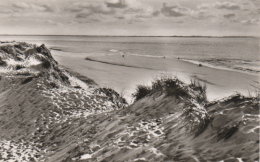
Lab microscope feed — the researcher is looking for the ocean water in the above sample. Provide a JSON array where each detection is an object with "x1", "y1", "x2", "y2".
[{"x1": 1, "y1": 35, "x2": 259, "y2": 72}]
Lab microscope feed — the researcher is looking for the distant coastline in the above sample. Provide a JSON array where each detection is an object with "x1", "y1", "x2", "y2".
[{"x1": 0, "y1": 34, "x2": 258, "y2": 38}]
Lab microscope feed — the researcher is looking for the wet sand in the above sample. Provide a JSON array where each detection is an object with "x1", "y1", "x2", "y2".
[{"x1": 51, "y1": 50, "x2": 259, "y2": 102}]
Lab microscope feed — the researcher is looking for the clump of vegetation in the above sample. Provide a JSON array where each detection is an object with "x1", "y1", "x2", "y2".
[
  {"x1": 189, "y1": 77, "x2": 207, "y2": 104},
  {"x1": 21, "y1": 77, "x2": 34, "y2": 84},
  {"x1": 14, "y1": 44, "x2": 24, "y2": 50},
  {"x1": 16, "y1": 64, "x2": 25, "y2": 70},
  {"x1": 41, "y1": 58, "x2": 51, "y2": 69},
  {"x1": 49, "y1": 82, "x2": 59, "y2": 88},
  {"x1": 0, "y1": 57, "x2": 7, "y2": 66},
  {"x1": 157, "y1": 77, "x2": 190, "y2": 98},
  {"x1": 52, "y1": 66, "x2": 70, "y2": 85},
  {"x1": 194, "y1": 117, "x2": 211, "y2": 137},
  {"x1": 0, "y1": 45, "x2": 16, "y2": 55},
  {"x1": 216, "y1": 123, "x2": 240, "y2": 141},
  {"x1": 181, "y1": 102, "x2": 211, "y2": 137},
  {"x1": 133, "y1": 76, "x2": 208, "y2": 104},
  {"x1": 33, "y1": 54, "x2": 52, "y2": 69},
  {"x1": 133, "y1": 76, "x2": 196, "y2": 101},
  {"x1": 132, "y1": 85, "x2": 152, "y2": 101},
  {"x1": 189, "y1": 77, "x2": 206, "y2": 94},
  {"x1": 221, "y1": 93, "x2": 259, "y2": 106}
]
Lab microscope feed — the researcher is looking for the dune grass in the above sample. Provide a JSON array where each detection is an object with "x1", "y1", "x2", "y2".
[
  {"x1": 21, "y1": 77, "x2": 34, "y2": 84},
  {"x1": 132, "y1": 76, "x2": 207, "y2": 103},
  {"x1": 133, "y1": 85, "x2": 152, "y2": 101},
  {"x1": 216, "y1": 123, "x2": 240, "y2": 141},
  {"x1": 0, "y1": 57, "x2": 7, "y2": 66}
]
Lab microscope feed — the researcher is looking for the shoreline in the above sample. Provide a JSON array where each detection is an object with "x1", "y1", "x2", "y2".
[
  {"x1": 51, "y1": 50, "x2": 259, "y2": 102},
  {"x1": 50, "y1": 47, "x2": 260, "y2": 76},
  {"x1": 180, "y1": 58, "x2": 260, "y2": 76}
]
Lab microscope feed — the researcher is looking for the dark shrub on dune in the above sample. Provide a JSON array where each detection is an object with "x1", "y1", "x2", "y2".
[
  {"x1": 50, "y1": 82, "x2": 59, "y2": 88},
  {"x1": 0, "y1": 57, "x2": 7, "y2": 66},
  {"x1": 216, "y1": 123, "x2": 240, "y2": 141},
  {"x1": 21, "y1": 77, "x2": 34, "y2": 84},
  {"x1": 133, "y1": 77, "x2": 195, "y2": 101},
  {"x1": 132, "y1": 85, "x2": 152, "y2": 101},
  {"x1": 0, "y1": 45, "x2": 16, "y2": 55},
  {"x1": 189, "y1": 77, "x2": 207, "y2": 103},
  {"x1": 14, "y1": 44, "x2": 24, "y2": 50},
  {"x1": 16, "y1": 65, "x2": 25, "y2": 70},
  {"x1": 189, "y1": 77, "x2": 206, "y2": 94},
  {"x1": 41, "y1": 58, "x2": 51, "y2": 69},
  {"x1": 158, "y1": 77, "x2": 190, "y2": 98}
]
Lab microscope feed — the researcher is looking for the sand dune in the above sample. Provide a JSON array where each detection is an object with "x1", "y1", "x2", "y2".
[{"x1": 0, "y1": 42, "x2": 259, "y2": 161}]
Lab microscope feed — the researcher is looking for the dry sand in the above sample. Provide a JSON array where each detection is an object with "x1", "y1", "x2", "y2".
[
  {"x1": 51, "y1": 50, "x2": 259, "y2": 102},
  {"x1": 1, "y1": 42, "x2": 259, "y2": 161}
]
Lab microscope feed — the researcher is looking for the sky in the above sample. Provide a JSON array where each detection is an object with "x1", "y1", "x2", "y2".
[{"x1": 0, "y1": 0, "x2": 259, "y2": 36}]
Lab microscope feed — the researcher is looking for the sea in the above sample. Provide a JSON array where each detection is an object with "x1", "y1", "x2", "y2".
[{"x1": 1, "y1": 35, "x2": 259, "y2": 73}]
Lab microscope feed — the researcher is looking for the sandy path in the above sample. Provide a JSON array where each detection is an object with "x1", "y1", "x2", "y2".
[{"x1": 51, "y1": 50, "x2": 259, "y2": 102}]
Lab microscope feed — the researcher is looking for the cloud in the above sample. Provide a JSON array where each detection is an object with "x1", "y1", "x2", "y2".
[
  {"x1": 223, "y1": 13, "x2": 236, "y2": 18},
  {"x1": 257, "y1": 8, "x2": 260, "y2": 14},
  {"x1": 241, "y1": 18, "x2": 259, "y2": 25},
  {"x1": 41, "y1": 4, "x2": 56, "y2": 12},
  {"x1": 190, "y1": 10, "x2": 213, "y2": 19},
  {"x1": 73, "y1": 2, "x2": 115, "y2": 18},
  {"x1": 75, "y1": 11, "x2": 92, "y2": 18},
  {"x1": 197, "y1": 4, "x2": 212, "y2": 10},
  {"x1": 105, "y1": 0, "x2": 127, "y2": 8},
  {"x1": 115, "y1": 15, "x2": 125, "y2": 19},
  {"x1": 152, "y1": 10, "x2": 160, "y2": 16},
  {"x1": 161, "y1": 3, "x2": 188, "y2": 17},
  {"x1": 214, "y1": 2, "x2": 240, "y2": 10},
  {"x1": 0, "y1": 8, "x2": 12, "y2": 14},
  {"x1": 123, "y1": 8, "x2": 143, "y2": 14},
  {"x1": 45, "y1": 20, "x2": 62, "y2": 26},
  {"x1": 11, "y1": 2, "x2": 57, "y2": 13},
  {"x1": 249, "y1": 0, "x2": 260, "y2": 6},
  {"x1": 67, "y1": 7, "x2": 83, "y2": 13},
  {"x1": 12, "y1": 2, "x2": 31, "y2": 9}
]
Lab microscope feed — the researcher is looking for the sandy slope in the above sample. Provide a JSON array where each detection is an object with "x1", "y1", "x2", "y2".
[{"x1": 0, "y1": 42, "x2": 259, "y2": 162}]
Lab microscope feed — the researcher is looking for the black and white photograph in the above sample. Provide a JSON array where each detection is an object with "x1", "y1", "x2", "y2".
[{"x1": 0, "y1": 0, "x2": 259, "y2": 161}]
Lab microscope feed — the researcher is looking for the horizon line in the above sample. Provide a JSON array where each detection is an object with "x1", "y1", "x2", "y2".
[{"x1": 0, "y1": 34, "x2": 258, "y2": 38}]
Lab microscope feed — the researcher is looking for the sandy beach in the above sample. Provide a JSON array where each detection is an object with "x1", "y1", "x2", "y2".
[{"x1": 51, "y1": 50, "x2": 259, "y2": 102}]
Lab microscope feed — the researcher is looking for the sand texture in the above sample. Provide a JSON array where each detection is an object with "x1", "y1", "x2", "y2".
[{"x1": 0, "y1": 42, "x2": 259, "y2": 161}]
